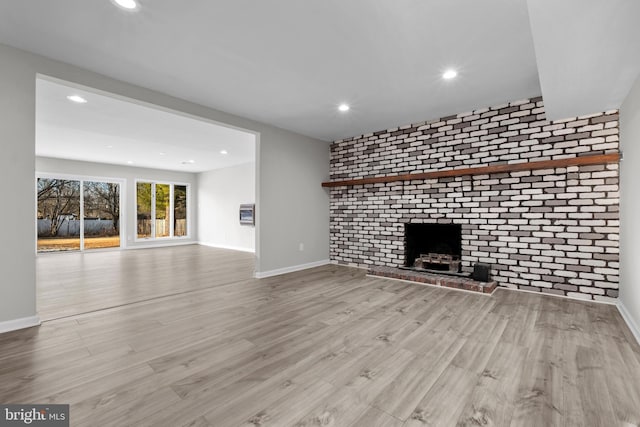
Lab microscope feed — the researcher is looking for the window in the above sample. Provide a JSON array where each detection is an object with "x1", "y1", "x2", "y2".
[
  {"x1": 37, "y1": 178, "x2": 81, "y2": 252},
  {"x1": 174, "y1": 185, "x2": 187, "y2": 237},
  {"x1": 37, "y1": 177, "x2": 121, "y2": 252},
  {"x1": 155, "y1": 184, "x2": 170, "y2": 238},
  {"x1": 136, "y1": 182, "x2": 152, "y2": 238},
  {"x1": 136, "y1": 181, "x2": 189, "y2": 239},
  {"x1": 83, "y1": 181, "x2": 121, "y2": 250}
]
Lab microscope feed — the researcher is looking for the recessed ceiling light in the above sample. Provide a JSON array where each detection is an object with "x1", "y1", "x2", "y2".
[
  {"x1": 442, "y1": 69, "x2": 458, "y2": 80},
  {"x1": 113, "y1": 0, "x2": 138, "y2": 10},
  {"x1": 220, "y1": 150, "x2": 228, "y2": 155},
  {"x1": 126, "y1": 160, "x2": 134, "y2": 164},
  {"x1": 338, "y1": 104, "x2": 350, "y2": 112},
  {"x1": 181, "y1": 160, "x2": 195, "y2": 165},
  {"x1": 159, "y1": 152, "x2": 166, "y2": 156},
  {"x1": 67, "y1": 95, "x2": 87, "y2": 104}
]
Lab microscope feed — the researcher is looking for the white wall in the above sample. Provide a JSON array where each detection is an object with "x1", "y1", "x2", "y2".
[
  {"x1": 198, "y1": 162, "x2": 255, "y2": 252},
  {"x1": 0, "y1": 42, "x2": 329, "y2": 330},
  {"x1": 620, "y1": 73, "x2": 640, "y2": 343},
  {"x1": 0, "y1": 45, "x2": 37, "y2": 330},
  {"x1": 256, "y1": 128, "x2": 330, "y2": 274},
  {"x1": 36, "y1": 156, "x2": 198, "y2": 248}
]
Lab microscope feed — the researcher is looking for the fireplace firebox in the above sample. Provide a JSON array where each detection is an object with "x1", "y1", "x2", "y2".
[{"x1": 404, "y1": 223, "x2": 462, "y2": 272}]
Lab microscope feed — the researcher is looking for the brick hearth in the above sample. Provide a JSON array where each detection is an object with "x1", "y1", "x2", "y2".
[{"x1": 369, "y1": 266, "x2": 497, "y2": 294}]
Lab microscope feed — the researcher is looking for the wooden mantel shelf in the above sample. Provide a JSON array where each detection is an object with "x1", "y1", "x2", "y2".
[{"x1": 321, "y1": 153, "x2": 620, "y2": 188}]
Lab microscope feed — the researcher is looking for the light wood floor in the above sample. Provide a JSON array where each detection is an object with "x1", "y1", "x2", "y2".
[
  {"x1": 36, "y1": 245, "x2": 255, "y2": 320},
  {"x1": 2, "y1": 245, "x2": 638, "y2": 426}
]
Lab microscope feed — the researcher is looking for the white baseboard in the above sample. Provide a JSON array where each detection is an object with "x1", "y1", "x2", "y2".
[
  {"x1": 198, "y1": 242, "x2": 255, "y2": 253},
  {"x1": 497, "y1": 285, "x2": 617, "y2": 305},
  {"x1": 126, "y1": 240, "x2": 196, "y2": 250},
  {"x1": 255, "y1": 259, "x2": 330, "y2": 279},
  {"x1": 617, "y1": 301, "x2": 640, "y2": 346},
  {"x1": 0, "y1": 315, "x2": 41, "y2": 334}
]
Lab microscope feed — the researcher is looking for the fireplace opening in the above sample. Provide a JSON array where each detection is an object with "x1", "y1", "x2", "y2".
[{"x1": 404, "y1": 223, "x2": 462, "y2": 273}]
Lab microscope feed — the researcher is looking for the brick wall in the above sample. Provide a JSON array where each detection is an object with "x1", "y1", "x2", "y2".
[{"x1": 329, "y1": 97, "x2": 620, "y2": 301}]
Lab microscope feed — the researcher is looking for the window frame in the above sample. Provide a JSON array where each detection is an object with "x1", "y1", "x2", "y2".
[
  {"x1": 134, "y1": 179, "x2": 191, "y2": 242},
  {"x1": 35, "y1": 172, "x2": 125, "y2": 253}
]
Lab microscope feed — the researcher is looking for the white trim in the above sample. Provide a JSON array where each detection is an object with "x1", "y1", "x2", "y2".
[
  {"x1": 134, "y1": 179, "x2": 192, "y2": 242},
  {"x1": 37, "y1": 240, "x2": 195, "y2": 254},
  {"x1": 198, "y1": 242, "x2": 255, "y2": 253},
  {"x1": 0, "y1": 315, "x2": 41, "y2": 334},
  {"x1": 255, "y1": 259, "x2": 330, "y2": 279},
  {"x1": 37, "y1": 246, "x2": 123, "y2": 256},
  {"x1": 126, "y1": 240, "x2": 196, "y2": 250},
  {"x1": 37, "y1": 171, "x2": 126, "y2": 185},
  {"x1": 79, "y1": 179, "x2": 85, "y2": 250},
  {"x1": 497, "y1": 285, "x2": 618, "y2": 305},
  {"x1": 253, "y1": 133, "x2": 261, "y2": 273},
  {"x1": 617, "y1": 301, "x2": 640, "y2": 346},
  {"x1": 36, "y1": 172, "x2": 126, "y2": 252}
]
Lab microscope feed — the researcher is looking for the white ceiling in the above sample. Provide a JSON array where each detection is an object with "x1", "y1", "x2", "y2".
[
  {"x1": 527, "y1": 0, "x2": 640, "y2": 121},
  {"x1": 36, "y1": 78, "x2": 256, "y2": 173},
  {"x1": 1, "y1": 1, "x2": 639, "y2": 143}
]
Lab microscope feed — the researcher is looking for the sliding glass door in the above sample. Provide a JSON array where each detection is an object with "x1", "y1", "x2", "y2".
[
  {"x1": 37, "y1": 178, "x2": 81, "y2": 252},
  {"x1": 37, "y1": 177, "x2": 121, "y2": 252},
  {"x1": 83, "y1": 181, "x2": 121, "y2": 250}
]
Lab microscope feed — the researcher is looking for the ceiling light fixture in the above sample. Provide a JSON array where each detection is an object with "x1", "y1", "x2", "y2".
[
  {"x1": 442, "y1": 69, "x2": 458, "y2": 80},
  {"x1": 67, "y1": 95, "x2": 87, "y2": 104},
  {"x1": 126, "y1": 160, "x2": 134, "y2": 164},
  {"x1": 338, "y1": 104, "x2": 350, "y2": 112},
  {"x1": 181, "y1": 160, "x2": 195, "y2": 164},
  {"x1": 113, "y1": 0, "x2": 138, "y2": 10},
  {"x1": 159, "y1": 152, "x2": 166, "y2": 156},
  {"x1": 220, "y1": 150, "x2": 228, "y2": 155}
]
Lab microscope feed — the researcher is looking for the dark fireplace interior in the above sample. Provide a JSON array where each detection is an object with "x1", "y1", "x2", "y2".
[{"x1": 404, "y1": 223, "x2": 462, "y2": 271}]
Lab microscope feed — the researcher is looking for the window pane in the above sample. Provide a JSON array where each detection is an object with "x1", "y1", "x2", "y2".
[
  {"x1": 174, "y1": 185, "x2": 187, "y2": 237},
  {"x1": 137, "y1": 182, "x2": 152, "y2": 238},
  {"x1": 84, "y1": 181, "x2": 120, "y2": 249},
  {"x1": 155, "y1": 184, "x2": 170, "y2": 238},
  {"x1": 37, "y1": 178, "x2": 80, "y2": 252}
]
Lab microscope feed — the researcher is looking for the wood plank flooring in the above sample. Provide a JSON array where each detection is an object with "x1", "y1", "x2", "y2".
[
  {"x1": 36, "y1": 245, "x2": 255, "y2": 320},
  {"x1": 2, "y1": 245, "x2": 638, "y2": 426}
]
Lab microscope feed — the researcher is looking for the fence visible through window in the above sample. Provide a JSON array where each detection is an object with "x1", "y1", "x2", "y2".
[
  {"x1": 136, "y1": 181, "x2": 189, "y2": 240},
  {"x1": 37, "y1": 177, "x2": 121, "y2": 252}
]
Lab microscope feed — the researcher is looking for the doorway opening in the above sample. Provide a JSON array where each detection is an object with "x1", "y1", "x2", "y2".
[{"x1": 35, "y1": 75, "x2": 258, "y2": 320}]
